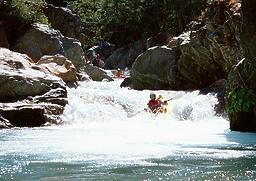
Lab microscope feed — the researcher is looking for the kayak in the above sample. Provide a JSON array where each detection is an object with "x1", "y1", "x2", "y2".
[{"x1": 144, "y1": 104, "x2": 169, "y2": 115}]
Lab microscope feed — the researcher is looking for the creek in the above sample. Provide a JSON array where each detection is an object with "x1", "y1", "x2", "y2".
[{"x1": 0, "y1": 80, "x2": 256, "y2": 180}]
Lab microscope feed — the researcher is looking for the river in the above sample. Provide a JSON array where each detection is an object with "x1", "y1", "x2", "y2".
[{"x1": 0, "y1": 79, "x2": 256, "y2": 180}]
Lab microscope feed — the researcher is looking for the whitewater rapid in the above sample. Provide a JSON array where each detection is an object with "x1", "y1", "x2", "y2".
[{"x1": 0, "y1": 79, "x2": 255, "y2": 180}]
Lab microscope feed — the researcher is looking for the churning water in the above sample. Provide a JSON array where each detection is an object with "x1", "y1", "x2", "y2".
[{"x1": 0, "y1": 80, "x2": 256, "y2": 180}]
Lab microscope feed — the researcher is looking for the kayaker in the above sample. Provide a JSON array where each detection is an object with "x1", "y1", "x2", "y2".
[
  {"x1": 116, "y1": 68, "x2": 122, "y2": 78},
  {"x1": 147, "y1": 93, "x2": 167, "y2": 113}
]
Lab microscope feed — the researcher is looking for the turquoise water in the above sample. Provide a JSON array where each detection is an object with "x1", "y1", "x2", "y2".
[{"x1": 0, "y1": 80, "x2": 256, "y2": 180}]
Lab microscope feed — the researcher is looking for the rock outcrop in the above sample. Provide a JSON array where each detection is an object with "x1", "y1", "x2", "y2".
[
  {"x1": 129, "y1": 0, "x2": 241, "y2": 91},
  {"x1": 43, "y1": 4, "x2": 85, "y2": 44},
  {"x1": 105, "y1": 39, "x2": 147, "y2": 69},
  {"x1": 226, "y1": 0, "x2": 256, "y2": 133},
  {"x1": 0, "y1": 48, "x2": 67, "y2": 127},
  {"x1": 0, "y1": 21, "x2": 9, "y2": 48},
  {"x1": 12, "y1": 23, "x2": 85, "y2": 69}
]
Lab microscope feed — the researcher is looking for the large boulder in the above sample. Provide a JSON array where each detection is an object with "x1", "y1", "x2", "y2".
[
  {"x1": 0, "y1": 48, "x2": 66, "y2": 101},
  {"x1": 43, "y1": 4, "x2": 85, "y2": 44},
  {"x1": 131, "y1": 46, "x2": 178, "y2": 90},
  {"x1": 37, "y1": 54, "x2": 77, "y2": 83},
  {"x1": 12, "y1": 23, "x2": 85, "y2": 69},
  {"x1": 0, "y1": 48, "x2": 67, "y2": 127}
]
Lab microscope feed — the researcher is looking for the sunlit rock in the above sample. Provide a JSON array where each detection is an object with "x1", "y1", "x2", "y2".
[
  {"x1": 12, "y1": 23, "x2": 85, "y2": 69},
  {"x1": 84, "y1": 64, "x2": 113, "y2": 82},
  {"x1": 37, "y1": 54, "x2": 77, "y2": 83},
  {"x1": 0, "y1": 48, "x2": 67, "y2": 127}
]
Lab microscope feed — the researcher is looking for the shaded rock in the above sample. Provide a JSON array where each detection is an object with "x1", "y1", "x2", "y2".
[
  {"x1": 105, "y1": 39, "x2": 147, "y2": 69},
  {"x1": 131, "y1": 46, "x2": 178, "y2": 90},
  {"x1": 120, "y1": 77, "x2": 132, "y2": 88},
  {"x1": 0, "y1": 48, "x2": 66, "y2": 101},
  {"x1": 227, "y1": 58, "x2": 256, "y2": 132},
  {"x1": 0, "y1": 21, "x2": 9, "y2": 48},
  {"x1": 43, "y1": 4, "x2": 84, "y2": 43},
  {"x1": 0, "y1": 102, "x2": 65, "y2": 127},
  {"x1": 37, "y1": 54, "x2": 77, "y2": 83},
  {"x1": 33, "y1": 87, "x2": 68, "y2": 106},
  {"x1": 12, "y1": 23, "x2": 85, "y2": 69},
  {"x1": 0, "y1": 105, "x2": 46, "y2": 127},
  {"x1": 0, "y1": 114, "x2": 13, "y2": 128},
  {"x1": 84, "y1": 64, "x2": 114, "y2": 82},
  {"x1": 225, "y1": 0, "x2": 256, "y2": 132},
  {"x1": 130, "y1": 0, "x2": 242, "y2": 91},
  {"x1": 147, "y1": 32, "x2": 169, "y2": 49}
]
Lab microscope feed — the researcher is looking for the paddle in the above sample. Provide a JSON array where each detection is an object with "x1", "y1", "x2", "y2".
[
  {"x1": 164, "y1": 94, "x2": 183, "y2": 102},
  {"x1": 128, "y1": 94, "x2": 183, "y2": 118}
]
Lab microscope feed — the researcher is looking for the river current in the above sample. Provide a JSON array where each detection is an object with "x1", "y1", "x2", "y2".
[{"x1": 0, "y1": 79, "x2": 256, "y2": 180}]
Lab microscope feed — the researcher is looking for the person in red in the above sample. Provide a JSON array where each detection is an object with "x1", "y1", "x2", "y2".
[
  {"x1": 147, "y1": 93, "x2": 167, "y2": 113},
  {"x1": 116, "y1": 68, "x2": 122, "y2": 78}
]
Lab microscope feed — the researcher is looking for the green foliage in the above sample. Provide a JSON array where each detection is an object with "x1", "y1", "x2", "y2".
[
  {"x1": 68, "y1": 0, "x2": 102, "y2": 49},
  {"x1": 227, "y1": 88, "x2": 256, "y2": 114},
  {"x1": 5, "y1": 0, "x2": 49, "y2": 24},
  {"x1": 68, "y1": 0, "x2": 210, "y2": 48}
]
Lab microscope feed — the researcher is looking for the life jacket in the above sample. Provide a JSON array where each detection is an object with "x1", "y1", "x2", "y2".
[{"x1": 147, "y1": 99, "x2": 160, "y2": 112}]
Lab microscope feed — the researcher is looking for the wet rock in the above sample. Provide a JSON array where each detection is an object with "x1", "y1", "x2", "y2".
[
  {"x1": 84, "y1": 64, "x2": 114, "y2": 82},
  {"x1": 120, "y1": 77, "x2": 132, "y2": 88},
  {"x1": 12, "y1": 23, "x2": 85, "y2": 69},
  {"x1": 0, "y1": 114, "x2": 13, "y2": 128},
  {"x1": 0, "y1": 105, "x2": 46, "y2": 127}
]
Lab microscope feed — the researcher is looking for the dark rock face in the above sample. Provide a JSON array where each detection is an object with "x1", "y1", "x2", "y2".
[
  {"x1": 105, "y1": 39, "x2": 147, "y2": 69},
  {"x1": 0, "y1": 22, "x2": 9, "y2": 48},
  {"x1": 43, "y1": 4, "x2": 84, "y2": 44},
  {"x1": 226, "y1": 0, "x2": 256, "y2": 132},
  {"x1": 0, "y1": 106, "x2": 46, "y2": 127},
  {"x1": 12, "y1": 23, "x2": 85, "y2": 69},
  {"x1": 227, "y1": 58, "x2": 256, "y2": 132}
]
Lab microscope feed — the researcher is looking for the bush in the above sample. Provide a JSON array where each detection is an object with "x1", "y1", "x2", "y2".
[{"x1": 3, "y1": 0, "x2": 49, "y2": 24}]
